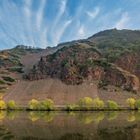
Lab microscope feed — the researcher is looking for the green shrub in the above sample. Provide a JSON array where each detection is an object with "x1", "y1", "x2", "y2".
[
  {"x1": 0, "y1": 80, "x2": 5, "y2": 85},
  {"x1": 93, "y1": 98, "x2": 104, "y2": 109},
  {"x1": 8, "y1": 67, "x2": 24, "y2": 73},
  {"x1": 126, "y1": 98, "x2": 136, "y2": 109},
  {"x1": 136, "y1": 100, "x2": 140, "y2": 110},
  {"x1": 65, "y1": 104, "x2": 76, "y2": 111},
  {"x1": 0, "y1": 100, "x2": 6, "y2": 109},
  {"x1": 107, "y1": 100, "x2": 118, "y2": 109},
  {"x1": 78, "y1": 97, "x2": 93, "y2": 109},
  {"x1": 7, "y1": 100, "x2": 17, "y2": 110},
  {"x1": 2, "y1": 76, "x2": 15, "y2": 82},
  {"x1": 28, "y1": 99, "x2": 39, "y2": 110},
  {"x1": 39, "y1": 99, "x2": 54, "y2": 110},
  {"x1": 98, "y1": 80, "x2": 109, "y2": 88}
]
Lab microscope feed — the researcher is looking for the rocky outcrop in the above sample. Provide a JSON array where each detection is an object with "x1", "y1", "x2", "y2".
[
  {"x1": 26, "y1": 45, "x2": 140, "y2": 93},
  {"x1": 115, "y1": 52, "x2": 140, "y2": 80},
  {"x1": 102, "y1": 65, "x2": 140, "y2": 93},
  {"x1": 26, "y1": 44, "x2": 102, "y2": 84},
  {"x1": 26, "y1": 29, "x2": 140, "y2": 93}
]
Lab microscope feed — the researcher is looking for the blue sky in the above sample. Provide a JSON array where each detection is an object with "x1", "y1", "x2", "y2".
[{"x1": 0, "y1": 0, "x2": 140, "y2": 49}]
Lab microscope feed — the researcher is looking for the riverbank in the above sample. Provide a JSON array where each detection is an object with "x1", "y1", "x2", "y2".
[
  {"x1": 0, "y1": 97, "x2": 140, "y2": 111},
  {"x1": 0, "y1": 106, "x2": 140, "y2": 111}
]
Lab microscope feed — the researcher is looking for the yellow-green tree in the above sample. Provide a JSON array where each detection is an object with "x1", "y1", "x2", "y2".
[
  {"x1": 136, "y1": 99, "x2": 140, "y2": 110},
  {"x1": 93, "y1": 98, "x2": 104, "y2": 109},
  {"x1": 28, "y1": 99, "x2": 39, "y2": 110},
  {"x1": 65, "y1": 104, "x2": 77, "y2": 111},
  {"x1": 126, "y1": 98, "x2": 136, "y2": 109},
  {"x1": 78, "y1": 97, "x2": 93, "y2": 109},
  {"x1": 0, "y1": 100, "x2": 6, "y2": 109},
  {"x1": 107, "y1": 100, "x2": 118, "y2": 110},
  {"x1": 7, "y1": 100, "x2": 17, "y2": 110},
  {"x1": 39, "y1": 99, "x2": 54, "y2": 110}
]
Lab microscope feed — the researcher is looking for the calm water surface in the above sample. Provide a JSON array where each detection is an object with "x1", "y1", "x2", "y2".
[{"x1": 0, "y1": 111, "x2": 140, "y2": 140}]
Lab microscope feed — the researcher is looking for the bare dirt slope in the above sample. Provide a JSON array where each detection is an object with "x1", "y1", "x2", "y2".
[
  {"x1": 21, "y1": 48, "x2": 56, "y2": 73},
  {"x1": 3, "y1": 79, "x2": 99, "y2": 106},
  {"x1": 4, "y1": 78, "x2": 140, "y2": 106}
]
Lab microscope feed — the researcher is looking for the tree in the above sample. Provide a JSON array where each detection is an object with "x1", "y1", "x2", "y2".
[
  {"x1": 39, "y1": 99, "x2": 54, "y2": 110},
  {"x1": 93, "y1": 98, "x2": 104, "y2": 109},
  {"x1": 136, "y1": 99, "x2": 140, "y2": 110},
  {"x1": 126, "y1": 98, "x2": 136, "y2": 109},
  {"x1": 78, "y1": 97, "x2": 93, "y2": 109},
  {"x1": 28, "y1": 99, "x2": 39, "y2": 110},
  {"x1": 0, "y1": 100, "x2": 6, "y2": 109},
  {"x1": 107, "y1": 100, "x2": 118, "y2": 110},
  {"x1": 7, "y1": 100, "x2": 16, "y2": 110}
]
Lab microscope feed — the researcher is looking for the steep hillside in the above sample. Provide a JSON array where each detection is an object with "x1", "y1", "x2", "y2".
[
  {"x1": 0, "y1": 45, "x2": 43, "y2": 94},
  {"x1": 27, "y1": 29, "x2": 140, "y2": 93}
]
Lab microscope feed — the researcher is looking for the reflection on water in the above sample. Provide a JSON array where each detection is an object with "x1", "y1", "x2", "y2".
[
  {"x1": 76, "y1": 112, "x2": 105, "y2": 124},
  {"x1": 0, "y1": 111, "x2": 140, "y2": 139},
  {"x1": 107, "y1": 111, "x2": 118, "y2": 121},
  {"x1": 28, "y1": 111, "x2": 56, "y2": 122}
]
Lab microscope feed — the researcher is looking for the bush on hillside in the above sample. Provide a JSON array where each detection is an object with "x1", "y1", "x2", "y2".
[{"x1": 2, "y1": 76, "x2": 15, "y2": 82}]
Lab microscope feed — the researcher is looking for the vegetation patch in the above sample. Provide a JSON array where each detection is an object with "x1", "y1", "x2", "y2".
[
  {"x1": 78, "y1": 97, "x2": 93, "y2": 110},
  {"x1": 0, "y1": 80, "x2": 6, "y2": 85},
  {"x1": 0, "y1": 100, "x2": 6, "y2": 110},
  {"x1": 126, "y1": 98, "x2": 136, "y2": 109},
  {"x1": 107, "y1": 100, "x2": 118, "y2": 110},
  {"x1": 136, "y1": 100, "x2": 140, "y2": 110},
  {"x1": 93, "y1": 98, "x2": 104, "y2": 109},
  {"x1": 2, "y1": 76, "x2": 15, "y2": 82},
  {"x1": 7, "y1": 100, "x2": 17, "y2": 110},
  {"x1": 28, "y1": 99, "x2": 54, "y2": 111},
  {"x1": 8, "y1": 67, "x2": 24, "y2": 73}
]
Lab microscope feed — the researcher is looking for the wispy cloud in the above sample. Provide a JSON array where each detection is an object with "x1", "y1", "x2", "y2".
[
  {"x1": 86, "y1": 7, "x2": 100, "y2": 19},
  {"x1": 53, "y1": 19, "x2": 72, "y2": 45},
  {"x1": 115, "y1": 12, "x2": 130, "y2": 29},
  {"x1": 50, "y1": 0, "x2": 69, "y2": 45},
  {"x1": 51, "y1": 0, "x2": 67, "y2": 31},
  {"x1": 36, "y1": 0, "x2": 47, "y2": 48},
  {"x1": 36, "y1": 0, "x2": 46, "y2": 30},
  {"x1": 77, "y1": 25, "x2": 85, "y2": 39},
  {"x1": 23, "y1": 0, "x2": 36, "y2": 46},
  {"x1": 0, "y1": 0, "x2": 139, "y2": 49}
]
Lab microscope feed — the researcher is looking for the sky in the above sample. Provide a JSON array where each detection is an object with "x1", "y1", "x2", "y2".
[{"x1": 0, "y1": 0, "x2": 140, "y2": 49}]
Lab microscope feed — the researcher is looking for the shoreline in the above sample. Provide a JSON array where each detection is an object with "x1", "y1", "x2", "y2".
[{"x1": 0, "y1": 106, "x2": 139, "y2": 111}]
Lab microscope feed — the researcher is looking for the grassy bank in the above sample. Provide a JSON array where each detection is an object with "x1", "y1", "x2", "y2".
[{"x1": 1, "y1": 97, "x2": 140, "y2": 111}]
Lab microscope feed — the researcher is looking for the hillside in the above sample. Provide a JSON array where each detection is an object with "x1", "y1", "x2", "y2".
[
  {"x1": 0, "y1": 45, "x2": 44, "y2": 94},
  {"x1": 2, "y1": 29, "x2": 140, "y2": 106},
  {"x1": 27, "y1": 29, "x2": 140, "y2": 93}
]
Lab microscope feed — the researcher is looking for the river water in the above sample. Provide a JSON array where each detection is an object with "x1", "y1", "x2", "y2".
[{"x1": 0, "y1": 111, "x2": 140, "y2": 140}]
